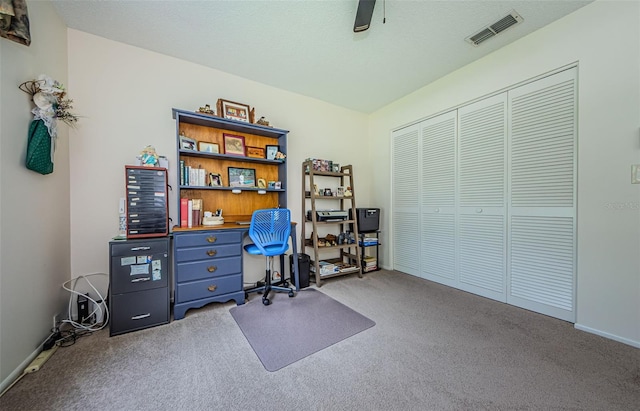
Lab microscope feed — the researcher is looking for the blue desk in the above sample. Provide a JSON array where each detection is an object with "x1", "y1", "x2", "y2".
[{"x1": 172, "y1": 223, "x2": 299, "y2": 320}]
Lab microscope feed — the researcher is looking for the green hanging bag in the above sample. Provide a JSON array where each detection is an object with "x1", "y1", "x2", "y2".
[{"x1": 26, "y1": 119, "x2": 54, "y2": 175}]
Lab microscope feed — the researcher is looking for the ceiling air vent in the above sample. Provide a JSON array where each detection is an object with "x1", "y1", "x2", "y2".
[{"x1": 465, "y1": 10, "x2": 523, "y2": 46}]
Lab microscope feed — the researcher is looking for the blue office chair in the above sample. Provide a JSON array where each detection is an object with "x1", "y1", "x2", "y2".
[{"x1": 244, "y1": 208, "x2": 295, "y2": 305}]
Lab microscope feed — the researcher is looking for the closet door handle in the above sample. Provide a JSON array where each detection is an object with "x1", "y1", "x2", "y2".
[
  {"x1": 206, "y1": 249, "x2": 217, "y2": 257},
  {"x1": 206, "y1": 236, "x2": 217, "y2": 243}
]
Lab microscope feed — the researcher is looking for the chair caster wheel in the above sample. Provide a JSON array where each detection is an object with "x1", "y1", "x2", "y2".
[
  {"x1": 245, "y1": 292, "x2": 249, "y2": 300},
  {"x1": 282, "y1": 281, "x2": 289, "y2": 287},
  {"x1": 288, "y1": 291, "x2": 295, "y2": 297},
  {"x1": 262, "y1": 298, "x2": 270, "y2": 306}
]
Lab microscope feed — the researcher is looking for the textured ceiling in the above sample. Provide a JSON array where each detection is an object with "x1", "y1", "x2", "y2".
[{"x1": 51, "y1": 0, "x2": 593, "y2": 113}]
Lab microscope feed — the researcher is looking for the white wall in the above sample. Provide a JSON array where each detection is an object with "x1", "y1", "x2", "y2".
[
  {"x1": 66, "y1": 30, "x2": 369, "y2": 286},
  {"x1": 0, "y1": 1, "x2": 70, "y2": 387},
  {"x1": 369, "y1": 0, "x2": 640, "y2": 346}
]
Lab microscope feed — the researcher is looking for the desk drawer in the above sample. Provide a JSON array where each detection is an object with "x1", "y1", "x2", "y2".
[
  {"x1": 175, "y1": 243, "x2": 241, "y2": 263},
  {"x1": 110, "y1": 287, "x2": 169, "y2": 336},
  {"x1": 176, "y1": 256, "x2": 242, "y2": 283},
  {"x1": 176, "y1": 274, "x2": 242, "y2": 303},
  {"x1": 174, "y1": 231, "x2": 242, "y2": 248}
]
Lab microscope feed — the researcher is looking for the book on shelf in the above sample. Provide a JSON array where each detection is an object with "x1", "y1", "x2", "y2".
[
  {"x1": 191, "y1": 198, "x2": 202, "y2": 226},
  {"x1": 180, "y1": 198, "x2": 188, "y2": 227},
  {"x1": 187, "y1": 199, "x2": 193, "y2": 228}
]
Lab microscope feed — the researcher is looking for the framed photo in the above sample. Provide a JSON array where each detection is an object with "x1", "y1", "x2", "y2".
[
  {"x1": 275, "y1": 181, "x2": 282, "y2": 189},
  {"x1": 246, "y1": 146, "x2": 265, "y2": 159},
  {"x1": 198, "y1": 142, "x2": 219, "y2": 153},
  {"x1": 217, "y1": 99, "x2": 251, "y2": 123},
  {"x1": 228, "y1": 167, "x2": 256, "y2": 187},
  {"x1": 179, "y1": 135, "x2": 197, "y2": 150},
  {"x1": 208, "y1": 172, "x2": 222, "y2": 187},
  {"x1": 223, "y1": 133, "x2": 246, "y2": 156},
  {"x1": 332, "y1": 163, "x2": 340, "y2": 172},
  {"x1": 268, "y1": 181, "x2": 276, "y2": 189},
  {"x1": 266, "y1": 145, "x2": 279, "y2": 160}
]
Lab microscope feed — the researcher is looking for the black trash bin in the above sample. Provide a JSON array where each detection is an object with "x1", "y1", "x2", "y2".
[{"x1": 290, "y1": 253, "x2": 310, "y2": 289}]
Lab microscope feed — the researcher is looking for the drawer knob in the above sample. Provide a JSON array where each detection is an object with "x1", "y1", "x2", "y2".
[
  {"x1": 206, "y1": 236, "x2": 217, "y2": 243},
  {"x1": 206, "y1": 249, "x2": 218, "y2": 257},
  {"x1": 207, "y1": 266, "x2": 217, "y2": 273},
  {"x1": 207, "y1": 284, "x2": 218, "y2": 292}
]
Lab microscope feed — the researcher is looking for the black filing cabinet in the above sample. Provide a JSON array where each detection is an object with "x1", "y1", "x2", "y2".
[{"x1": 109, "y1": 237, "x2": 170, "y2": 336}]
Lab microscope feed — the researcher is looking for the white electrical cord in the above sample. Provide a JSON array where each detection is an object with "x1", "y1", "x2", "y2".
[{"x1": 61, "y1": 273, "x2": 110, "y2": 332}]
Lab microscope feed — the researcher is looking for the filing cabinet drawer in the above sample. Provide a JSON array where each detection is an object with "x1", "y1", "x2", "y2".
[
  {"x1": 176, "y1": 274, "x2": 242, "y2": 303},
  {"x1": 110, "y1": 255, "x2": 168, "y2": 294},
  {"x1": 174, "y1": 231, "x2": 243, "y2": 248},
  {"x1": 175, "y1": 243, "x2": 241, "y2": 263},
  {"x1": 110, "y1": 287, "x2": 169, "y2": 336},
  {"x1": 175, "y1": 256, "x2": 242, "y2": 283},
  {"x1": 110, "y1": 238, "x2": 168, "y2": 256}
]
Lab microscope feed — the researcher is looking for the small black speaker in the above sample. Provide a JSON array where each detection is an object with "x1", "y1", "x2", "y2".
[{"x1": 354, "y1": 0, "x2": 376, "y2": 32}]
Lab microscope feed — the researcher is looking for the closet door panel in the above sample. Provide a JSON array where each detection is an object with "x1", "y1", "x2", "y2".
[
  {"x1": 420, "y1": 111, "x2": 457, "y2": 284},
  {"x1": 457, "y1": 94, "x2": 507, "y2": 301},
  {"x1": 507, "y1": 68, "x2": 577, "y2": 322},
  {"x1": 392, "y1": 125, "x2": 420, "y2": 275}
]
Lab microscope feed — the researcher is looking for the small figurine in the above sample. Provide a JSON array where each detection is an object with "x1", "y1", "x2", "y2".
[
  {"x1": 139, "y1": 145, "x2": 159, "y2": 166},
  {"x1": 256, "y1": 116, "x2": 270, "y2": 126},
  {"x1": 344, "y1": 186, "x2": 353, "y2": 197},
  {"x1": 197, "y1": 104, "x2": 215, "y2": 115},
  {"x1": 275, "y1": 151, "x2": 287, "y2": 161}
]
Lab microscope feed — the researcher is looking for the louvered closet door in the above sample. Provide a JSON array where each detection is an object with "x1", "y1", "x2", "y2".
[
  {"x1": 420, "y1": 111, "x2": 457, "y2": 285},
  {"x1": 392, "y1": 124, "x2": 420, "y2": 275},
  {"x1": 457, "y1": 94, "x2": 507, "y2": 301},
  {"x1": 507, "y1": 68, "x2": 577, "y2": 322}
]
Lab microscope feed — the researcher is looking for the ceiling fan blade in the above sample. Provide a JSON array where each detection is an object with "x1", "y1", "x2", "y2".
[{"x1": 353, "y1": 0, "x2": 376, "y2": 32}]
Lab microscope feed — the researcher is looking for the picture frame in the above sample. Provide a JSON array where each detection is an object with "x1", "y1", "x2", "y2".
[
  {"x1": 198, "y1": 142, "x2": 219, "y2": 154},
  {"x1": 208, "y1": 172, "x2": 222, "y2": 187},
  {"x1": 275, "y1": 181, "x2": 282, "y2": 189},
  {"x1": 223, "y1": 133, "x2": 246, "y2": 156},
  {"x1": 179, "y1": 135, "x2": 197, "y2": 150},
  {"x1": 217, "y1": 99, "x2": 251, "y2": 123},
  {"x1": 257, "y1": 178, "x2": 266, "y2": 189},
  {"x1": 228, "y1": 167, "x2": 256, "y2": 187},
  {"x1": 246, "y1": 146, "x2": 265, "y2": 159},
  {"x1": 266, "y1": 145, "x2": 279, "y2": 160}
]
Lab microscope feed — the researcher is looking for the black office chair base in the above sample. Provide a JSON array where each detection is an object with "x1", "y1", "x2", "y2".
[{"x1": 245, "y1": 283, "x2": 294, "y2": 305}]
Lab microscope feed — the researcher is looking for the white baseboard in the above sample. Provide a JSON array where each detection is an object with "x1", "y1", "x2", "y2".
[
  {"x1": 0, "y1": 345, "x2": 41, "y2": 396},
  {"x1": 574, "y1": 323, "x2": 640, "y2": 348}
]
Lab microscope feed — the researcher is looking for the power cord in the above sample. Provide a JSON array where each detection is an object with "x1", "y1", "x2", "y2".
[{"x1": 61, "y1": 273, "x2": 110, "y2": 332}]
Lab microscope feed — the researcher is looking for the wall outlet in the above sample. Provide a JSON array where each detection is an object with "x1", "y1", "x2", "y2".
[
  {"x1": 632, "y1": 164, "x2": 640, "y2": 184},
  {"x1": 119, "y1": 197, "x2": 126, "y2": 213}
]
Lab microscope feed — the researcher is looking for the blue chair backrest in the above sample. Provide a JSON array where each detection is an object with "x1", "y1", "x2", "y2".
[{"x1": 248, "y1": 208, "x2": 291, "y2": 256}]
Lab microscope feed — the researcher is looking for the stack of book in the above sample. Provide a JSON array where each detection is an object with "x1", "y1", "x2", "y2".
[
  {"x1": 179, "y1": 160, "x2": 207, "y2": 186},
  {"x1": 363, "y1": 256, "x2": 377, "y2": 272},
  {"x1": 180, "y1": 198, "x2": 202, "y2": 228}
]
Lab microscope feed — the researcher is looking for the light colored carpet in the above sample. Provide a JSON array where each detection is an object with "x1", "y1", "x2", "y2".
[
  {"x1": 230, "y1": 288, "x2": 375, "y2": 371},
  {"x1": 1, "y1": 270, "x2": 638, "y2": 410}
]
